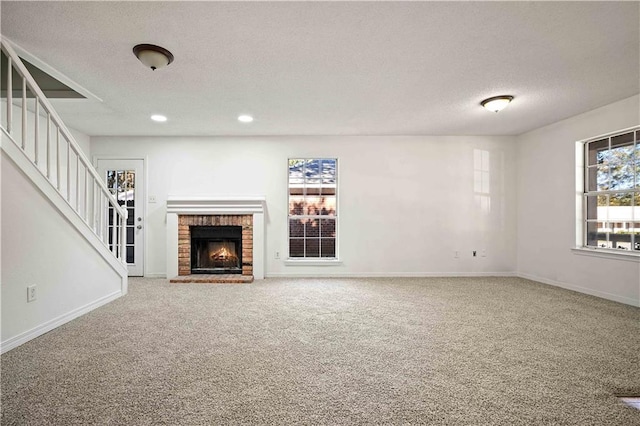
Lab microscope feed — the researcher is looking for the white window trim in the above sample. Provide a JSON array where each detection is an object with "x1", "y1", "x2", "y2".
[
  {"x1": 571, "y1": 247, "x2": 640, "y2": 262},
  {"x1": 576, "y1": 125, "x2": 640, "y2": 258},
  {"x1": 284, "y1": 259, "x2": 343, "y2": 266},
  {"x1": 286, "y1": 158, "x2": 340, "y2": 262}
]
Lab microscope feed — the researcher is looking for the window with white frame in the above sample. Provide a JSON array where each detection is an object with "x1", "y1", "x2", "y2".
[
  {"x1": 582, "y1": 127, "x2": 640, "y2": 252},
  {"x1": 288, "y1": 158, "x2": 337, "y2": 259}
]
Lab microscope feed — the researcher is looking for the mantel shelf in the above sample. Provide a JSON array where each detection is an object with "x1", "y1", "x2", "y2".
[{"x1": 166, "y1": 196, "x2": 266, "y2": 215}]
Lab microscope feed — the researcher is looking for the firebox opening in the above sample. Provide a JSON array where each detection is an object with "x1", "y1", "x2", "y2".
[{"x1": 191, "y1": 226, "x2": 242, "y2": 274}]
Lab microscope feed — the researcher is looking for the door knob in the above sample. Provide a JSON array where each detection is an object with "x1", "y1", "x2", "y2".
[{"x1": 137, "y1": 225, "x2": 142, "y2": 230}]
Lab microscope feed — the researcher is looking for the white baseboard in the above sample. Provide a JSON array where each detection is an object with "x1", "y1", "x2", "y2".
[
  {"x1": 1, "y1": 290, "x2": 123, "y2": 354},
  {"x1": 142, "y1": 273, "x2": 166, "y2": 278},
  {"x1": 517, "y1": 272, "x2": 639, "y2": 307},
  {"x1": 265, "y1": 271, "x2": 517, "y2": 278}
]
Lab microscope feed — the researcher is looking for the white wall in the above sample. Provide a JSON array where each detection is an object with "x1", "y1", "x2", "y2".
[
  {"x1": 69, "y1": 127, "x2": 91, "y2": 158},
  {"x1": 1, "y1": 152, "x2": 125, "y2": 350},
  {"x1": 91, "y1": 135, "x2": 518, "y2": 277},
  {"x1": 516, "y1": 95, "x2": 640, "y2": 306}
]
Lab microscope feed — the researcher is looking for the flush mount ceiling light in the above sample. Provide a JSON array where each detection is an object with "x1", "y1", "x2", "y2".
[
  {"x1": 238, "y1": 115, "x2": 254, "y2": 123},
  {"x1": 150, "y1": 114, "x2": 167, "y2": 122},
  {"x1": 481, "y1": 95, "x2": 514, "y2": 113},
  {"x1": 133, "y1": 44, "x2": 174, "y2": 71}
]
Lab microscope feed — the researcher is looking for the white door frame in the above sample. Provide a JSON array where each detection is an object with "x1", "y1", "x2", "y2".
[{"x1": 94, "y1": 156, "x2": 147, "y2": 277}]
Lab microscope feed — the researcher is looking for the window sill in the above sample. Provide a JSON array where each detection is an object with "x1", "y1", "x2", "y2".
[
  {"x1": 283, "y1": 259, "x2": 342, "y2": 266},
  {"x1": 571, "y1": 247, "x2": 640, "y2": 262}
]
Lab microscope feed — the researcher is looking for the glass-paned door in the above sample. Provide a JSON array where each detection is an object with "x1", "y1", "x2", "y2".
[{"x1": 97, "y1": 159, "x2": 144, "y2": 276}]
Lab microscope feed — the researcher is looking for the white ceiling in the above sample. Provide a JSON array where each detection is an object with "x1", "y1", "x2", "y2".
[{"x1": 1, "y1": 1, "x2": 638, "y2": 137}]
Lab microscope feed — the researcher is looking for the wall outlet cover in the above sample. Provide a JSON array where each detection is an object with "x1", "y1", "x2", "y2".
[{"x1": 27, "y1": 285, "x2": 37, "y2": 302}]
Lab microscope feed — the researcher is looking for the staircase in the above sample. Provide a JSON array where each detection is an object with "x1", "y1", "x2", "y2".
[{"x1": 1, "y1": 39, "x2": 128, "y2": 353}]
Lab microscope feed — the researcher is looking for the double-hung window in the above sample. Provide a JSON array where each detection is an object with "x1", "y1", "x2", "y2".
[
  {"x1": 582, "y1": 127, "x2": 640, "y2": 253},
  {"x1": 288, "y1": 158, "x2": 337, "y2": 259}
]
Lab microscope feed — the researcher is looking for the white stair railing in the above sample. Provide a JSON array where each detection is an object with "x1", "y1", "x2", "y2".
[{"x1": 1, "y1": 40, "x2": 127, "y2": 263}]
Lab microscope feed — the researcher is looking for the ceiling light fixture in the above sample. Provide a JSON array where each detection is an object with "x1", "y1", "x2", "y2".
[
  {"x1": 133, "y1": 44, "x2": 174, "y2": 71},
  {"x1": 481, "y1": 95, "x2": 514, "y2": 113},
  {"x1": 151, "y1": 114, "x2": 167, "y2": 122},
  {"x1": 238, "y1": 115, "x2": 254, "y2": 123}
]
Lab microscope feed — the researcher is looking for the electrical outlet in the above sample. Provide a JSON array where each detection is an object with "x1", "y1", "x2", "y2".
[
  {"x1": 275, "y1": 250, "x2": 280, "y2": 259},
  {"x1": 148, "y1": 195, "x2": 157, "y2": 203},
  {"x1": 27, "y1": 285, "x2": 37, "y2": 302},
  {"x1": 454, "y1": 251, "x2": 459, "y2": 259},
  {"x1": 473, "y1": 251, "x2": 477, "y2": 257},
  {"x1": 481, "y1": 250, "x2": 487, "y2": 257}
]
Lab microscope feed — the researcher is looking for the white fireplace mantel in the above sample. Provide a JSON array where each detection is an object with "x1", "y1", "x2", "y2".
[
  {"x1": 166, "y1": 196, "x2": 266, "y2": 215},
  {"x1": 166, "y1": 196, "x2": 266, "y2": 279}
]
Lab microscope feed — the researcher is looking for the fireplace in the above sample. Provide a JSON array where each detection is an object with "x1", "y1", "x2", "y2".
[
  {"x1": 176, "y1": 214, "x2": 254, "y2": 277},
  {"x1": 166, "y1": 196, "x2": 265, "y2": 280},
  {"x1": 191, "y1": 226, "x2": 242, "y2": 274}
]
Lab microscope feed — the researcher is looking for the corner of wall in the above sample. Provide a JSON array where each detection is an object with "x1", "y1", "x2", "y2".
[{"x1": 514, "y1": 94, "x2": 640, "y2": 306}]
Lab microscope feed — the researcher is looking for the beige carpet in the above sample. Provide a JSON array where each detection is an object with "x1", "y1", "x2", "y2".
[{"x1": 2, "y1": 277, "x2": 639, "y2": 425}]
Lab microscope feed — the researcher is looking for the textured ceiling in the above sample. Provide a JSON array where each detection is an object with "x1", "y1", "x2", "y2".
[{"x1": 1, "y1": 1, "x2": 638, "y2": 137}]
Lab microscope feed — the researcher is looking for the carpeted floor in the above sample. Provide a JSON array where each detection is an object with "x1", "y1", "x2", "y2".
[{"x1": 2, "y1": 277, "x2": 639, "y2": 425}]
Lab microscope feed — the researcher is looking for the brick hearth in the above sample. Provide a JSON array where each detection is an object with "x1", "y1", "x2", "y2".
[
  {"x1": 177, "y1": 214, "x2": 253, "y2": 276},
  {"x1": 170, "y1": 274, "x2": 253, "y2": 284}
]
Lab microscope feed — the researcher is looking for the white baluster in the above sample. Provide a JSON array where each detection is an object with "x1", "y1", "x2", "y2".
[
  {"x1": 56, "y1": 128, "x2": 61, "y2": 191},
  {"x1": 85, "y1": 168, "x2": 90, "y2": 222},
  {"x1": 120, "y1": 213, "x2": 126, "y2": 262},
  {"x1": 67, "y1": 139, "x2": 71, "y2": 201},
  {"x1": 99, "y1": 193, "x2": 104, "y2": 242},
  {"x1": 93, "y1": 180, "x2": 99, "y2": 232},
  {"x1": 111, "y1": 201, "x2": 117, "y2": 256},
  {"x1": 6, "y1": 56, "x2": 12, "y2": 134},
  {"x1": 21, "y1": 78, "x2": 26, "y2": 150},
  {"x1": 34, "y1": 100, "x2": 39, "y2": 165},
  {"x1": 76, "y1": 153, "x2": 80, "y2": 212},
  {"x1": 46, "y1": 112, "x2": 51, "y2": 179}
]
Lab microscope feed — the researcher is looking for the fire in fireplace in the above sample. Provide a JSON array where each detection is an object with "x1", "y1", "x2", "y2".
[{"x1": 191, "y1": 226, "x2": 242, "y2": 274}]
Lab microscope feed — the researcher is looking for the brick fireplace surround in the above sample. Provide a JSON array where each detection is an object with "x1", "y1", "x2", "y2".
[
  {"x1": 177, "y1": 214, "x2": 253, "y2": 276},
  {"x1": 166, "y1": 197, "x2": 265, "y2": 281}
]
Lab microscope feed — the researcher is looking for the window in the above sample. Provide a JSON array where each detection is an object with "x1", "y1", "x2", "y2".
[
  {"x1": 288, "y1": 158, "x2": 337, "y2": 259},
  {"x1": 582, "y1": 127, "x2": 640, "y2": 253}
]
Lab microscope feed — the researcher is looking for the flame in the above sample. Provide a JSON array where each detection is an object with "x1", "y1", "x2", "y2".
[{"x1": 211, "y1": 246, "x2": 236, "y2": 261}]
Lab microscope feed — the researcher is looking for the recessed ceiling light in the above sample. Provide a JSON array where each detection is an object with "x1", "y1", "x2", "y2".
[
  {"x1": 151, "y1": 114, "x2": 167, "y2": 122},
  {"x1": 238, "y1": 115, "x2": 254, "y2": 123},
  {"x1": 481, "y1": 95, "x2": 514, "y2": 113}
]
